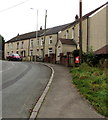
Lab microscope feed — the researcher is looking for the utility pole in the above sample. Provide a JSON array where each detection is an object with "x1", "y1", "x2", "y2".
[
  {"x1": 79, "y1": 0, "x2": 83, "y2": 63},
  {"x1": 35, "y1": 10, "x2": 38, "y2": 61},
  {"x1": 43, "y1": 10, "x2": 47, "y2": 62}
]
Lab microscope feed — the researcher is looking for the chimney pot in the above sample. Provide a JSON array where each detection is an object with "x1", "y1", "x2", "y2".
[
  {"x1": 40, "y1": 26, "x2": 42, "y2": 30},
  {"x1": 75, "y1": 15, "x2": 79, "y2": 20}
]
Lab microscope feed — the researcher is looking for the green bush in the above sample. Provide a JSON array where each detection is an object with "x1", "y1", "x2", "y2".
[{"x1": 83, "y1": 51, "x2": 99, "y2": 67}]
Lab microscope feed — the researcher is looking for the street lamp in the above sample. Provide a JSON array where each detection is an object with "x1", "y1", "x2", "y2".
[
  {"x1": 30, "y1": 8, "x2": 38, "y2": 61},
  {"x1": 30, "y1": 8, "x2": 38, "y2": 38}
]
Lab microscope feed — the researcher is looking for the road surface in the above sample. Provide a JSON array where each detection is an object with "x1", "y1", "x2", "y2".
[{"x1": 2, "y1": 61, "x2": 51, "y2": 118}]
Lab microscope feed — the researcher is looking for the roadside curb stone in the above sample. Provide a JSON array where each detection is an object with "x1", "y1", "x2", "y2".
[{"x1": 29, "y1": 63, "x2": 54, "y2": 119}]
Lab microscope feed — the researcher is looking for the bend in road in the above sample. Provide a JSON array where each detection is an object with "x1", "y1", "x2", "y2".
[{"x1": 2, "y1": 61, "x2": 51, "y2": 118}]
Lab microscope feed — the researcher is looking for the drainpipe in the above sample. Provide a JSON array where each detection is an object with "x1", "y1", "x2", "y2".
[
  {"x1": 55, "y1": 33, "x2": 59, "y2": 64},
  {"x1": 28, "y1": 39, "x2": 30, "y2": 61}
]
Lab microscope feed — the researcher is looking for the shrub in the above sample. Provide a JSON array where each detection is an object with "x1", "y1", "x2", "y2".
[{"x1": 83, "y1": 51, "x2": 99, "y2": 67}]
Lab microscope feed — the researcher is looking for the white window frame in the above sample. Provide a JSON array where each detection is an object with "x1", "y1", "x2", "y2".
[
  {"x1": 41, "y1": 38, "x2": 44, "y2": 46},
  {"x1": 8, "y1": 43, "x2": 9, "y2": 49},
  {"x1": 49, "y1": 36, "x2": 52, "y2": 44},
  {"x1": 37, "y1": 39, "x2": 39, "y2": 46},
  {"x1": 41, "y1": 49, "x2": 43, "y2": 56},
  {"x1": 37, "y1": 49, "x2": 39, "y2": 52},
  {"x1": 72, "y1": 27, "x2": 75, "y2": 39},
  {"x1": 30, "y1": 50, "x2": 33, "y2": 56},
  {"x1": 66, "y1": 30, "x2": 69, "y2": 39},
  {"x1": 10, "y1": 43, "x2": 13, "y2": 49},
  {"x1": 21, "y1": 41, "x2": 24, "y2": 49},
  {"x1": 48, "y1": 48, "x2": 53, "y2": 55},
  {"x1": 78, "y1": 24, "x2": 79, "y2": 38},
  {"x1": 58, "y1": 46, "x2": 62, "y2": 56},
  {"x1": 17, "y1": 42, "x2": 19, "y2": 49},
  {"x1": 31, "y1": 40, "x2": 33, "y2": 48},
  {"x1": 16, "y1": 51, "x2": 19, "y2": 54}
]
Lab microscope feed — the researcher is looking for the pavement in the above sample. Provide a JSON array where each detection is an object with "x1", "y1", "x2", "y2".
[{"x1": 37, "y1": 63, "x2": 105, "y2": 118}]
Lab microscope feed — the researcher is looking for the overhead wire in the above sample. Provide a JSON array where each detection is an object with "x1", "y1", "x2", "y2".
[{"x1": 0, "y1": 0, "x2": 30, "y2": 13}]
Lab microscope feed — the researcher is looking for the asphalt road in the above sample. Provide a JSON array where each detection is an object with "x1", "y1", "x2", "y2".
[{"x1": 2, "y1": 61, "x2": 51, "y2": 118}]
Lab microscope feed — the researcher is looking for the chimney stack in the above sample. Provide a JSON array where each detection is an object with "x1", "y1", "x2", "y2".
[
  {"x1": 40, "y1": 26, "x2": 42, "y2": 30},
  {"x1": 75, "y1": 14, "x2": 79, "y2": 20}
]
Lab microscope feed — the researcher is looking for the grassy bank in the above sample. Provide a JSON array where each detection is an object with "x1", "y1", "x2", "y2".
[{"x1": 70, "y1": 63, "x2": 108, "y2": 117}]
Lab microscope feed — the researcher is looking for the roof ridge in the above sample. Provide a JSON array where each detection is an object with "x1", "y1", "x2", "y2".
[
  {"x1": 61, "y1": 1, "x2": 108, "y2": 31},
  {"x1": 6, "y1": 2, "x2": 107, "y2": 43}
]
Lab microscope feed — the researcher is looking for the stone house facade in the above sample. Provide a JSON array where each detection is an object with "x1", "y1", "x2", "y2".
[{"x1": 4, "y1": 2, "x2": 108, "y2": 63}]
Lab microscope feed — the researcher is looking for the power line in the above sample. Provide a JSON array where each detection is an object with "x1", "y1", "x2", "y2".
[{"x1": 0, "y1": 0, "x2": 30, "y2": 13}]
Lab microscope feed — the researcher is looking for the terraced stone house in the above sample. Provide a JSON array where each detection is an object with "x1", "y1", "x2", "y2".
[{"x1": 5, "y1": 2, "x2": 108, "y2": 64}]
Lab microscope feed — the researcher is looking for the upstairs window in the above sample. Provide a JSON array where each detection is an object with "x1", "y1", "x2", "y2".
[
  {"x1": 78, "y1": 25, "x2": 79, "y2": 38},
  {"x1": 21, "y1": 41, "x2": 24, "y2": 49},
  {"x1": 37, "y1": 39, "x2": 39, "y2": 46},
  {"x1": 17, "y1": 42, "x2": 19, "y2": 49},
  {"x1": 72, "y1": 27, "x2": 75, "y2": 39},
  {"x1": 49, "y1": 36, "x2": 52, "y2": 44},
  {"x1": 37, "y1": 49, "x2": 39, "y2": 52},
  {"x1": 66, "y1": 30, "x2": 69, "y2": 39},
  {"x1": 41, "y1": 38, "x2": 44, "y2": 46},
  {"x1": 8, "y1": 43, "x2": 9, "y2": 49},
  {"x1": 31, "y1": 40, "x2": 33, "y2": 48},
  {"x1": 8, "y1": 43, "x2": 12, "y2": 49}
]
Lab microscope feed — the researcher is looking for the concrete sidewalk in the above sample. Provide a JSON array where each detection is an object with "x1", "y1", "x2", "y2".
[{"x1": 37, "y1": 63, "x2": 104, "y2": 118}]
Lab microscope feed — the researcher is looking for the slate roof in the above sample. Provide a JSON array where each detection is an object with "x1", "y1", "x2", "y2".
[
  {"x1": 6, "y1": 23, "x2": 70, "y2": 43},
  {"x1": 6, "y1": 30, "x2": 45, "y2": 43},
  {"x1": 62, "y1": 2, "x2": 108, "y2": 30},
  {"x1": 59, "y1": 38, "x2": 77, "y2": 45},
  {"x1": 95, "y1": 45, "x2": 108, "y2": 54},
  {"x1": 40, "y1": 23, "x2": 71, "y2": 36},
  {"x1": 6, "y1": 2, "x2": 107, "y2": 43}
]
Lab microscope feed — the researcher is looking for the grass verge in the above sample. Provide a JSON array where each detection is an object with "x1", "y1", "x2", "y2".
[{"x1": 70, "y1": 63, "x2": 108, "y2": 117}]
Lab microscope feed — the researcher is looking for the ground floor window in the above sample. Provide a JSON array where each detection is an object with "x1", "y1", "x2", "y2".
[
  {"x1": 20, "y1": 51, "x2": 26, "y2": 57},
  {"x1": 30, "y1": 50, "x2": 33, "y2": 56},
  {"x1": 48, "y1": 48, "x2": 53, "y2": 55},
  {"x1": 58, "y1": 46, "x2": 62, "y2": 57},
  {"x1": 16, "y1": 51, "x2": 19, "y2": 54}
]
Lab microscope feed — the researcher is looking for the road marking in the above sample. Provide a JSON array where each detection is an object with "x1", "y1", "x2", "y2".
[
  {"x1": 29, "y1": 63, "x2": 54, "y2": 120},
  {"x1": 0, "y1": 62, "x2": 15, "y2": 73}
]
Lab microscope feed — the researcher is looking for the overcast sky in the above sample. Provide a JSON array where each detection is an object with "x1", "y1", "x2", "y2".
[{"x1": 0, "y1": 0, "x2": 107, "y2": 41}]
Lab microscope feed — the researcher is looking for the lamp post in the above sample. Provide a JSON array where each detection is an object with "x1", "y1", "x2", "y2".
[
  {"x1": 79, "y1": 0, "x2": 83, "y2": 63},
  {"x1": 30, "y1": 8, "x2": 38, "y2": 61}
]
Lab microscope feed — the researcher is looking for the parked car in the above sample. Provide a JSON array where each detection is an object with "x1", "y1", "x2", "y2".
[{"x1": 6, "y1": 53, "x2": 22, "y2": 61}]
